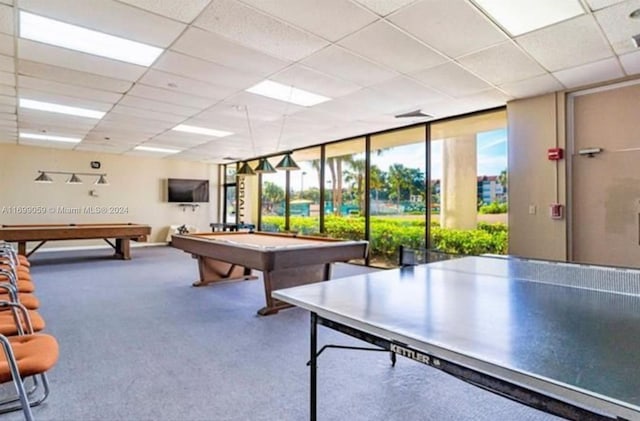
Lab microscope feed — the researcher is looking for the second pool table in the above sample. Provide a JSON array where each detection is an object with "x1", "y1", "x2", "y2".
[{"x1": 171, "y1": 231, "x2": 369, "y2": 315}]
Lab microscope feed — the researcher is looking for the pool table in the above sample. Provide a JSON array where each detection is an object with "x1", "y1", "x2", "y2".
[
  {"x1": 171, "y1": 231, "x2": 369, "y2": 315},
  {"x1": 0, "y1": 223, "x2": 151, "y2": 259}
]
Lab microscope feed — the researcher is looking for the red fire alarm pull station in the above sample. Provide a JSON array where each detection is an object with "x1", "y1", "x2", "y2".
[
  {"x1": 548, "y1": 148, "x2": 563, "y2": 160},
  {"x1": 550, "y1": 203, "x2": 563, "y2": 220}
]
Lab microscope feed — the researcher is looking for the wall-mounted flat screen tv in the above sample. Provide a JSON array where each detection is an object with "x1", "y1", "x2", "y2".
[{"x1": 168, "y1": 178, "x2": 210, "y2": 203}]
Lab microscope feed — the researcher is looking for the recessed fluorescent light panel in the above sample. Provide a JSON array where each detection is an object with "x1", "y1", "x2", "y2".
[
  {"x1": 246, "y1": 80, "x2": 331, "y2": 107},
  {"x1": 134, "y1": 146, "x2": 181, "y2": 154},
  {"x1": 172, "y1": 124, "x2": 233, "y2": 137},
  {"x1": 20, "y1": 99, "x2": 105, "y2": 119},
  {"x1": 472, "y1": 0, "x2": 584, "y2": 36},
  {"x1": 20, "y1": 133, "x2": 82, "y2": 143},
  {"x1": 19, "y1": 11, "x2": 163, "y2": 66}
]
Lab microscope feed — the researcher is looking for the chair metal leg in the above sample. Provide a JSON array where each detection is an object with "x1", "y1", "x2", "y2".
[{"x1": 0, "y1": 335, "x2": 34, "y2": 421}]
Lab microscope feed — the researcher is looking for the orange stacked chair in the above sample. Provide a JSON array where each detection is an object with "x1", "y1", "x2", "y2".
[{"x1": 0, "y1": 243, "x2": 59, "y2": 420}]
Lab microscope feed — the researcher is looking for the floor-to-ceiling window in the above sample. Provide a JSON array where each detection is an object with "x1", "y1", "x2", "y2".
[
  {"x1": 429, "y1": 110, "x2": 507, "y2": 256},
  {"x1": 369, "y1": 126, "x2": 427, "y2": 267},
  {"x1": 323, "y1": 139, "x2": 366, "y2": 254},
  {"x1": 229, "y1": 108, "x2": 508, "y2": 265},
  {"x1": 223, "y1": 165, "x2": 237, "y2": 224},
  {"x1": 288, "y1": 147, "x2": 321, "y2": 235},
  {"x1": 259, "y1": 156, "x2": 287, "y2": 232}
]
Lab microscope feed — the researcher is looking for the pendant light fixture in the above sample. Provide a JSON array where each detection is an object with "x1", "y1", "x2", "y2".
[
  {"x1": 237, "y1": 161, "x2": 256, "y2": 176},
  {"x1": 275, "y1": 152, "x2": 300, "y2": 171},
  {"x1": 253, "y1": 157, "x2": 276, "y2": 174}
]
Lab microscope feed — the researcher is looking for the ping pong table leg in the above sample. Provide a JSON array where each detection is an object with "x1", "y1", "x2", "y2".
[{"x1": 310, "y1": 312, "x2": 318, "y2": 421}]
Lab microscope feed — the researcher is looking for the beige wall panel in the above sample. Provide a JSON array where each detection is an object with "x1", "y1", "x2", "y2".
[
  {"x1": 507, "y1": 93, "x2": 567, "y2": 260},
  {"x1": 571, "y1": 82, "x2": 640, "y2": 267},
  {"x1": 0, "y1": 144, "x2": 218, "y2": 250}
]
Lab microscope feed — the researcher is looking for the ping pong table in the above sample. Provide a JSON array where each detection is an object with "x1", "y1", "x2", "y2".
[{"x1": 272, "y1": 255, "x2": 640, "y2": 420}]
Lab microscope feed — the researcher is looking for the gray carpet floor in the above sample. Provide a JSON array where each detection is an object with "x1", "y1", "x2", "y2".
[{"x1": 4, "y1": 246, "x2": 559, "y2": 421}]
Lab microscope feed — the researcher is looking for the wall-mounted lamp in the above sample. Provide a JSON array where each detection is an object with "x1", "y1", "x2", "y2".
[{"x1": 35, "y1": 170, "x2": 109, "y2": 185}]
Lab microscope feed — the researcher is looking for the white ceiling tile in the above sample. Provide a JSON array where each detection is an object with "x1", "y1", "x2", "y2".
[
  {"x1": 585, "y1": 0, "x2": 628, "y2": 11},
  {"x1": 0, "y1": 4, "x2": 13, "y2": 35},
  {"x1": 220, "y1": 91, "x2": 304, "y2": 121},
  {"x1": 99, "y1": 113, "x2": 173, "y2": 131},
  {"x1": 180, "y1": 114, "x2": 248, "y2": 134},
  {"x1": 0, "y1": 54, "x2": 12, "y2": 72},
  {"x1": 516, "y1": 15, "x2": 613, "y2": 71},
  {"x1": 20, "y1": 0, "x2": 185, "y2": 47},
  {"x1": 0, "y1": 33, "x2": 12, "y2": 56},
  {"x1": 138, "y1": 69, "x2": 236, "y2": 100},
  {"x1": 18, "y1": 60, "x2": 134, "y2": 93},
  {"x1": 74, "y1": 142, "x2": 133, "y2": 153},
  {"x1": 116, "y1": 0, "x2": 212, "y2": 23},
  {"x1": 171, "y1": 27, "x2": 290, "y2": 74},
  {"x1": 83, "y1": 132, "x2": 149, "y2": 144},
  {"x1": 338, "y1": 21, "x2": 447, "y2": 73},
  {"x1": 499, "y1": 73, "x2": 564, "y2": 98},
  {"x1": 620, "y1": 50, "x2": 640, "y2": 75},
  {"x1": 300, "y1": 45, "x2": 398, "y2": 86},
  {"x1": 194, "y1": 0, "x2": 328, "y2": 61},
  {"x1": 410, "y1": 62, "x2": 491, "y2": 97},
  {"x1": 369, "y1": 76, "x2": 448, "y2": 110},
  {"x1": 552, "y1": 57, "x2": 624, "y2": 88},
  {"x1": 154, "y1": 51, "x2": 264, "y2": 89},
  {"x1": 0, "y1": 111, "x2": 15, "y2": 121},
  {"x1": 168, "y1": 150, "x2": 211, "y2": 161},
  {"x1": 19, "y1": 40, "x2": 147, "y2": 81},
  {"x1": 18, "y1": 76, "x2": 123, "y2": 104},
  {"x1": 109, "y1": 104, "x2": 189, "y2": 124},
  {"x1": 19, "y1": 138, "x2": 77, "y2": 150},
  {"x1": 352, "y1": 0, "x2": 417, "y2": 16},
  {"x1": 18, "y1": 109, "x2": 98, "y2": 131},
  {"x1": 389, "y1": 0, "x2": 507, "y2": 58},
  {"x1": 147, "y1": 132, "x2": 211, "y2": 147},
  {"x1": 18, "y1": 120, "x2": 88, "y2": 136},
  {"x1": 0, "y1": 70, "x2": 13, "y2": 86},
  {"x1": 460, "y1": 88, "x2": 512, "y2": 111},
  {"x1": 319, "y1": 88, "x2": 392, "y2": 117},
  {"x1": 18, "y1": 88, "x2": 113, "y2": 111},
  {"x1": 118, "y1": 95, "x2": 202, "y2": 117},
  {"x1": 271, "y1": 64, "x2": 361, "y2": 98},
  {"x1": 239, "y1": 0, "x2": 377, "y2": 42},
  {"x1": 125, "y1": 144, "x2": 183, "y2": 157},
  {"x1": 312, "y1": 93, "x2": 377, "y2": 120},
  {"x1": 457, "y1": 42, "x2": 546, "y2": 85},
  {"x1": 127, "y1": 84, "x2": 217, "y2": 109},
  {"x1": 595, "y1": 0, "x2": 640, "y2": 54},
  {"x1": 0, "y1": 84, "x2": 12, "y2": 96}
]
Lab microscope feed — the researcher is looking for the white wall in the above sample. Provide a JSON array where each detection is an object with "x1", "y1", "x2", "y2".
[{"x1": 0, "y1": 144, "x2": 219, "y2": 248}]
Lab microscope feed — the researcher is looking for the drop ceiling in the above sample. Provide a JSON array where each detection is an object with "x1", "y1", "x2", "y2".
[{"x1": 0, "y1": 0, "x2": 638, "y2": 163}]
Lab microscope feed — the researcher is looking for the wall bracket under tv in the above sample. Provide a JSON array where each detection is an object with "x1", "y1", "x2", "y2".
[{"x1": 178, "y1": 203, "x2": 200, "y2": 212}]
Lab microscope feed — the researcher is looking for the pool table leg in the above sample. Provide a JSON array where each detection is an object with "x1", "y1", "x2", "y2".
[
  {"x1": 114, "y1": 238, "x2": 131, "y2": 260},
  {"x1": 193, "y1": 256, "x2": 256, "y2": 287},
  {"x1": 17, "y1": 242, "x2": 26, "y2": 256},
  {"x1": 258, "y1": 263, "x2": 332, "y2": 316}
]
